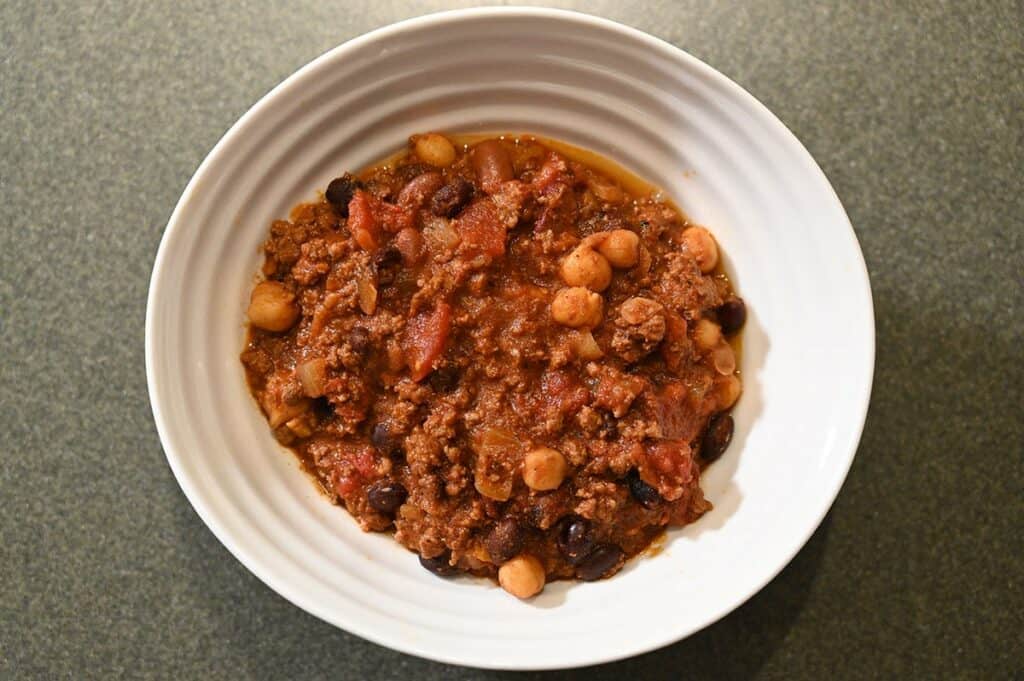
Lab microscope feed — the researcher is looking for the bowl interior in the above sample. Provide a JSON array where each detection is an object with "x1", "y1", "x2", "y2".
[{"x1": 146, "y1": 7, "x2": 873, "y2": 670}]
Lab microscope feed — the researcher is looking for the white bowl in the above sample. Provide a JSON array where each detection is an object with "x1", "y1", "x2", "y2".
[{"x1": 146, "y1": 7, "x2": 874, "y2": 670}]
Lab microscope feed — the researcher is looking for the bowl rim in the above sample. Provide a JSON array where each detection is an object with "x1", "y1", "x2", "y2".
[{"x1": 146, "y1": 5, "x2": 875, "y2": 669}]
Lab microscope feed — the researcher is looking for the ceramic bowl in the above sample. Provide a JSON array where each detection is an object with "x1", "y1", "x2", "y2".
[{"x1": 146, "y1": 7, "x2": 874, "y2": 670}]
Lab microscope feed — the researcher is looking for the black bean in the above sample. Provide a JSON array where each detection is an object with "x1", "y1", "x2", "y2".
[
  {"x1": 428, "y1": 365, "x2": 459, "y2": 393},
  {"x1": 430, "y1": 178, "x2": 474, "y2": 218},
  {"x1": 347, "y1": 326, "x2": 370, "y2": 354},
  {"x1": 626, "y1": 469, "x2": 661, "y2": 509},
  {"x1": 374, "y1": 245, "x2": 402, "y2": 286},
  {"x1": 716, "y1": 297, "x2": 747, "y2": 335},
  {"x1": 419, "y1": 550, "x2": 456, "y2": 576},
  {"x1": 576, "y1": 544, "x2": 624, "y2": 581},
  {"x1": 484, "y1": 518, "x2": 524, "y2": 564},
  {"x1": 366, "y1": 480, "x2": 407, "y2": 514},
  {"x1": 557, "y1": 516, "x2": 595, "y2": 565},
  {"x1": 370, "y1": 422, "x2": 401, "y2": 456},
  {"x1": 325, "y1": 173, "x2": 360, "y2": 215},
  {"x1": 701, "y1": 413, "x2": 734, "y2": 463}
]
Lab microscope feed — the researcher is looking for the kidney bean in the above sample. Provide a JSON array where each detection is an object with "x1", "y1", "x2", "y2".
[
  {"x1": 325, "y1": 173, "x2": 360, "y2": 215},
  {"x1": 484, "y1": 518, "x2": 524, "y2": 564},
  {"x1": 430, "y1": 178, "x2": 474, "y2": 218},
  {"x1": 419, "y1": 550, "x2": 456, "y2": 576},
  {"x1": 576, "y1": 544, "x2": 624, "y2": 581},
  {"x1": 626, "y1": 469, "x2": 661, "y2": 509},
  {"x1": 367, "y1": 480, "x2": 407, "y2": 514},
  {"x1": 701, "y1": 413, "x2": 734, "y2": 463},
  {"x1": 716, "y1": 297, "x2": 747, "y2": 335},
  {"x1": 470, "y1": 139, "x2": 513, "y2": 193},
  {"x1": 557, "y1": 516, "x2": 595, "y2": 565},
  {"x1": 394, "y1": 227, "x2": 424, "y2": 266},
  {"x1": 397, "y1": 171, "x2": 444, "y2": 209}
]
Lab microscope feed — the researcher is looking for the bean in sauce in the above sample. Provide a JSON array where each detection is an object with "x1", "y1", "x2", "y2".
[
  {"x1": 701, "y1": 413, "x2": 734, "y2": 463},
  {"x1": 576, "y1": 544, "x2": 624, "y2": 581},
  {"x1": 367, "y1": 480, "x2": 407, "y2": 514},
  {"x1": 419, "y1": 550, "x2": 457, "y2": 577},
  {"x1": 717, "y1": 297, "x2": 747, "y2": 335}
]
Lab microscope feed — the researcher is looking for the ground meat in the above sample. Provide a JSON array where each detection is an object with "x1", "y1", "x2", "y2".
[
  {"x1": 241, "y1": 133, "x2": 745, "y2": 597},
  {"x1": 611, "y1": 296, "x2": 666, "y2": 362}
]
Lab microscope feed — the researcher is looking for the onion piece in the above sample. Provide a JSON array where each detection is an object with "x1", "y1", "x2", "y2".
[
  {"x1": 422, "y1": 213, "x2": 461, "y2": 255},
  {"x1": 357, "y1": 274, "x2": 377, "y2": 315},
  {"x1": 574, "y1": 330, "x2": 603, "y2": 360},
  {"x1": 296, "y1": 358, "x2": 327, "y2": 397},
  {"x1": 473, "y1": 427, "x2": 519, "y2": 501}
]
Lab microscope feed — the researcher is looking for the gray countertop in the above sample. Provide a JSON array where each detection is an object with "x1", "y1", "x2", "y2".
[{"x1": 1, "y1": 1, "x2": 1021, "y2": 679}]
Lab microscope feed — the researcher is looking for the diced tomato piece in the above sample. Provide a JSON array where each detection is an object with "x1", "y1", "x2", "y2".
[
  {"x1": 640, "y1": 439, "x2": 697, "y2": 501},
  {"x1": 375, "y1": 198, "x2": 415, "y2": 234},
  {"x1": 531, "y1": 152, "x2": 571, "y2": 192},
  {"x1": 649, "y1": 381, "x2": 703, "y2": 441},
  {"x1": 664, "y1": 311, "x2": 688, "y2": 342},
  {"x1": 351, "y1": 445, "x2": 379, "y2": 479},
  {"x1": 660, "y1": 311, "x2": 690, "y2": 372},
  {"x1": 403, "y1": 302, "x2": 452, "y2": 381},
  {"x1": 533, "y1": 181, "x2": 578, "y2": 234},
  {"x1": 347, "y1": 190, "x2": 381, "y2": 251},
  {"x1": 347, "y1": 190, "x2": 414, "y2": 252},
  {"x1": 540, "y1": 370, "x2": 590, "y2": 417},
  {"x1": 454, "y1": 199, "x2": 506, "y2": 257},
  {"x1": 332, "y1": 444, "x2": 379, "y2": 500},
  {"x1": 333, "y1": 473, "x2": 359, "y2": 498}
]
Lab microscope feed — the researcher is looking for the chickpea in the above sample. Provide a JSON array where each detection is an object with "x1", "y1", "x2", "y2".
[
  {"x1": 523, "y1": 447, "x2": 567, "y2": 491},
  {"x1": 711, "y1": 341, "x2": 737, "y2": 375},
  {"x1": 694, "y1": 318, "x2": 722, "y2": 351},
  {"x1": 551, "y1": 287, "x2": 603, "y2": 328},
  {"x1": 414, "y1": 133, "x2": 456, "y2": 167},
  {"x1": 682, "y1": 226, "x2": 719, "y2": 273},
  {"x1": 247, "y1": 281, "x2": 299, "y2": 332},
  {"x1": 596, "y1": 229, "x2": 640, "y2": 268},
  {"x1": 715, "y1": 374, "x2": 742, "y2": 409},
  {"x1": 498, "y1": 554, "x2": 546, "y2": 599},
  {"x1": 561, "y1": 246, "x2": 612, "y2": 291}
]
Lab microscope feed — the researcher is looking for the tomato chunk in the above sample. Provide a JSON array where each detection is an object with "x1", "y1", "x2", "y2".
[
  {"x1": 347, "y1": 190, "x2": 381, "y2": 252},
  {"x1": 347, "y1": 190, "x2": 414, "y2": 252},
  {"x1": 640, "y1": 439, "x2": 697, "y2": 501},
  {"x1": 540, "y1": 370, "x2": 590, "y2": 417},
  {"x1": 454, "y1": 199, "x2": 506, "y2": 257},
  {"x1": 403, "y1": 302, "x2": 452, "y2": 381},
  {"x1": 649, "y1": 381, "x2": 703, "y2": 442},
  {"x1": 375, "y1": 197, "x2": 415, "y2": 234}
]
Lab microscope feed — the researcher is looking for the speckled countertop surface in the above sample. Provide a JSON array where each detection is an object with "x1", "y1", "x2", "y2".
[{"x1": 1, "y1": 1, "x2": 1021, "y2": 679}]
